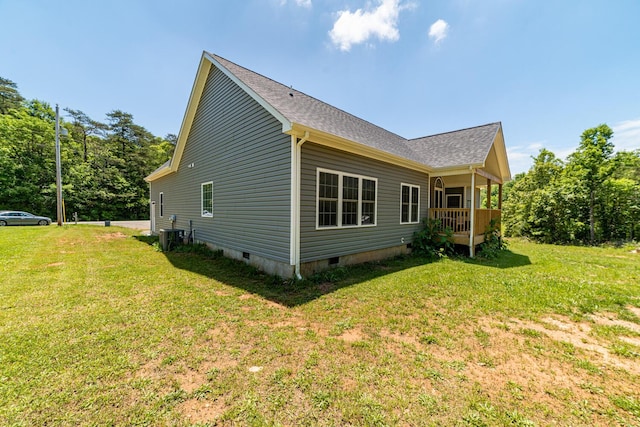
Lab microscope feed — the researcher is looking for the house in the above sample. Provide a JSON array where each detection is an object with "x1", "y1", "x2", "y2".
[{"x1": 145, "y1": 52, "x2": 511, "y2": 278}]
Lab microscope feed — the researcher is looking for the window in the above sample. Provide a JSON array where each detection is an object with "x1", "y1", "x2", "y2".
[
  {"x1": 401, "y1": 183, "x2": 420, "y2": 224},
  {"x1": 159, "y1": 192, "x2": 164, "y2": 218},
  {"x1": 433, "y1": 177, "x2": 444, "y2": 209},
  {"x1": 317, "y1": 169, "x2": 377, "y2": 228},
  {"x1": 201, "y1": 182, "x2": 213, "y2": 217}
]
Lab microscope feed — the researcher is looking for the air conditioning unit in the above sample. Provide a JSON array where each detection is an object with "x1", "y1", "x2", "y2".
[{"x1": 159, "y1": 228, "x2": 184, "y2": 251}]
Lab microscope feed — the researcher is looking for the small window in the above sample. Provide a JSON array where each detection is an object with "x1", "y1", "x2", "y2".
[
  {"x1": 316, "y1": 169, "x2": 377, "y2": 229},
  {"x1": 159, "y1": 192, "x2": 164, "y2": 218},
  {"x1": 401, "y1": 183, "x2": 420, "y2": 224},
  {"x1": 201, "y1": 182, "x2": 213, "y2": 217}
]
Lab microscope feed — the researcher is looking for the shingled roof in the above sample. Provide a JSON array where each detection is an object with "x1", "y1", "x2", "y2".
[
  {"x1": 210, "y1": 53, "x2": 502, "y2": 171},
  {"x1": 409, "y1": 122, "x2": 502, "y2": 169},
  {"x1": 147, "y1": 52, "x2": 509, "y2": 182},
  {"x1": 210, "y1": 53, "x2": 417, "y2": 161}
]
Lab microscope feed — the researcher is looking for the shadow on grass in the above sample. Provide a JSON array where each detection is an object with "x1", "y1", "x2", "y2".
[
  {"x1": 133, "y1": 236, "x2": 530, "y2": 307},
  {"x1": 461, "y1": 249, "x2": 532, "y2": 268}
]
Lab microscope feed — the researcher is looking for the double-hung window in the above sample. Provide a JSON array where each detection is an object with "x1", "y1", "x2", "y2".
[
  {"x1": 201, "y1": 181, "x2": 213, "y2": 217},
  {"x1": 317, "y1": 169, "x2": 377, "y2": 228},
  {"x1": 401, "y1": 183, "x2": 420, "y2": 224}
]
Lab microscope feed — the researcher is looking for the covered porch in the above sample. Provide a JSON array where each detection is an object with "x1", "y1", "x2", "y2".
[{"x1": 428, "y1": 169, "x2": 504, "y2": 256}]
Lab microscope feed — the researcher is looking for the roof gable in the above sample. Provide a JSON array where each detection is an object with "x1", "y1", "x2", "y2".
[{"x1": 409, "y1": 123, "x2": 501, "y2": 169}]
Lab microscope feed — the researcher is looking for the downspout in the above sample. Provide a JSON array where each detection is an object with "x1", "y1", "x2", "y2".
[
  {"x1": 469, "y1": 169, "x2": 476, "y2": 257},
  {"x1": 291, "y1": 131, "x2": 309, "y2": 279}
]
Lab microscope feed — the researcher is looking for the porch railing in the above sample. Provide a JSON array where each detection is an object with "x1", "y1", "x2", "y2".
[
  {"x1": 429, "y1": 208, "x2": 501, "y2": 235},
  {"x1": 429, "y1": 208, "x2": 471, "y2": 233}
]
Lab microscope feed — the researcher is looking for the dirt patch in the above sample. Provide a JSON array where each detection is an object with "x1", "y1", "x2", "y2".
[
  {"x1": 627, "y1": 305, "x2": 640, "y2": 319},
  {"x1": 591, "y1": 312, "x2": 640, "y2": 334},
  {"x1": 178, "y1": 398, "x2": 227, "y2": 424},
  {"x1": 46, "y1": 262, "x2": 65, "y2": 268},
  {"x1": 95, "y1": 232, "x2": 127, "y2": 241},
  {"x1": 337, "y1": 327, "x2": 364, "y2": 342},
  {"x1": 380, "y1": 329, "x2": 421, "y2": 347},
  {"x1": 504, "y1": 313, "x2": 640, "y2": 376},
  {"x1": 174, "y1": 363, "x2": 214, "y2": 394}
]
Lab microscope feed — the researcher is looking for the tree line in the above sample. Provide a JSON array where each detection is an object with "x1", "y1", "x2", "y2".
[
  {"x1": 0, "y1": 77, "x2": 174, "y2": 221},
  {"x1": 502, "y1": 124, "x2": 640, "y2": 244}
]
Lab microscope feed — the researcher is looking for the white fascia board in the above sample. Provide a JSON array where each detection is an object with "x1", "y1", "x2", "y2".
[{"x1": 432, "y1": 165, "x2": 484, "y2": 177}]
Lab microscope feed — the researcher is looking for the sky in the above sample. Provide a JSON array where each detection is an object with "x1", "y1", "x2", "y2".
[{"x1": 1, "y1": 0, "x2": 639, "y2": 175}]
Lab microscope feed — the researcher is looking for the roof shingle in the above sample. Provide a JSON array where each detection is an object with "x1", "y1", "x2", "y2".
[{"x1": 210, "y1": 52, "x2": 502, "y2": 171}]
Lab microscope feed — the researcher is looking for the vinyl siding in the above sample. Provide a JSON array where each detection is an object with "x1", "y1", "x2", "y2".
[
  {"x1": 150, "y1": 66, "x2": 291, "y2": 263},
  {"x1": 300, "y1": 143, "x2": 429, "y2": 262}
]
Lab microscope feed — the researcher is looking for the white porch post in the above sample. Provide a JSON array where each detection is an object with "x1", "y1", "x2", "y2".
[{"x1": 469, "y1": 171, "x2": 476, "y2": 257}]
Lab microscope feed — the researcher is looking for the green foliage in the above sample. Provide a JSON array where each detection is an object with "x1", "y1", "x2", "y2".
[
  {"x1": 0, "y1": 77, "x2": 174, "y2": 220},
  {"x1": 504, "y1": 126, "x2": 640, "y2": 245},
  {"x1": 0, "y1": 77, "x2": 25, "y2": 114},
  {"x1": 478, "y1": 218, "x2": 507, "y2": 258},
  {"x1": 412, "y1": 217, "x2": 454, "y2": 258}
]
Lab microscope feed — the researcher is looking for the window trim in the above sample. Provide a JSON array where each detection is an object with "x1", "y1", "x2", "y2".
[
  {"x1": 316, "y1": 168, "x2": 378, "y2": 230},
  {"x1": 400, "y1": 183, "x2": 420, "y2": 224},
  {"x1": 201, "y1": 181, "x2": 213, "y2": 218},
  {"x1": 159, "y1": 192, "x2": 164, "y2": 218}
]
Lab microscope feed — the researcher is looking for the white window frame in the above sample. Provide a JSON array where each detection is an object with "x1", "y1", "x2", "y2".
[
  {"x1": 201, "y1": 181, "x2": 213, "y2": 218},
  {"x1": 400, "y1": 183, "x2": 420, "y2": 224},
  {"x1": 159, "y1": 192, "x2": 164, "y2": 218},
  {"x1": 316, "y1": 168, "x2": 378, "y2": 230}
]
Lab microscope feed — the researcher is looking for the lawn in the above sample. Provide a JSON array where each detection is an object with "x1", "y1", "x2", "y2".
[{"x1": 1, "y1": 226, "x2": 639, "y2": 426}]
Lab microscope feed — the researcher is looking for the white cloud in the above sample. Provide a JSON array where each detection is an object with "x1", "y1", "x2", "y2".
[
  {"x1": 329, "y1": 0, "x2": 412, "y2": 51},
  {"x1": 428, "y1": 19, "x2": 449, "y2": 44},
  {"x1": 612, "y1": 118, "x2": 640, "y2": 152}
]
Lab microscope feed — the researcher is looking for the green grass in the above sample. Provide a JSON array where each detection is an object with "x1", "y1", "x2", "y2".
[{"x1": 1, "y1": 226, "x2": 639, "y2": 426}]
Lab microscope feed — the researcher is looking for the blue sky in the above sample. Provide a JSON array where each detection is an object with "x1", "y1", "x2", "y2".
[{"x1": 1, "y1": 0, "x2": 639, "y2": 175}]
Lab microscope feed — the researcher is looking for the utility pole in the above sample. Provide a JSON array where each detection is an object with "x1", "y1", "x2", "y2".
[{"x1": 55, "y1": 104, "x2": 63, "y2": 226}]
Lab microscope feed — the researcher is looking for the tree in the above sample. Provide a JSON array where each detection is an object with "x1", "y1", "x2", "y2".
[
  {"x1": 0, "y1": 77, "x2": 25, "y2": 114},
  {"x1": 64, "y1": 108, "x2": 107, "y2": 162},
  {"x1": 565, "y1": 124, "x2": 614, "y2": 243},
  {"x1": 503, "y1": 149, "x2": 569, "y2": 242}
]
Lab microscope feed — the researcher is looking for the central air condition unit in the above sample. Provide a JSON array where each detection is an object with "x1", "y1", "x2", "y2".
[{"x1": 159, "y1": 228, "x2": 184, "y2": 251}]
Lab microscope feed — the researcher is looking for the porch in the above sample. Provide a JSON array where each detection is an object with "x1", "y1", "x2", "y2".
[
  {"x1": 429, "y1": 208, "x2": 501, "y2": 246},
  {"x1": 429, "y1": 167, "x2": 505, "y2": 256}
]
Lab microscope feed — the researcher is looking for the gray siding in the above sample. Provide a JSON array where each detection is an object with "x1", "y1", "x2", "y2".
[
  {"x1": 300, "y1": 143, "x2": 429, "y2": 262},
  {"x1": 150, "y1": 66, "x2": 291, "y2": 263}
]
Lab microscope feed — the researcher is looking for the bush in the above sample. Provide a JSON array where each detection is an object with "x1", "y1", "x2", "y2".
[
  {"x1": 478, "y1": 218, "x2": 508, "y2": 258},
  {"x1": 412, "y1": 218, "x2": 454, "y2": 258}
]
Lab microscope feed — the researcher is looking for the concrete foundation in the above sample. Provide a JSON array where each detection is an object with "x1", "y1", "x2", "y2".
[
  {"x1": 300, "y1": 244, "x2": 412, "y2": 276},
  {"x1": 202, "y1": 241, "x2": 295, "y2": 278},
  {"x1": 190, "y1": 240, "x2": 412, "y2": 279}
]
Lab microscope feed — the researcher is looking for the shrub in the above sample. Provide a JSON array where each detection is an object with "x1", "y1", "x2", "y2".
[
  {"x1": 412, "y1": 218, "x2": 454, "y2": 258},
  {"x1": 478, "y1": 218, "x2": 508, "y2": 258}
]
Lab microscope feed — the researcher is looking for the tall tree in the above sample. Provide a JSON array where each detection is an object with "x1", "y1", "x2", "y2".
[
  {"x1": 565, "y1": 124, "x2": 614, "y2": 243},
  {"x1": 0, "y1": 77, "x2": 25, "y2": 114},
  {"x1": 64, "y1": 108, "x2": 107, "y2": 162}
]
